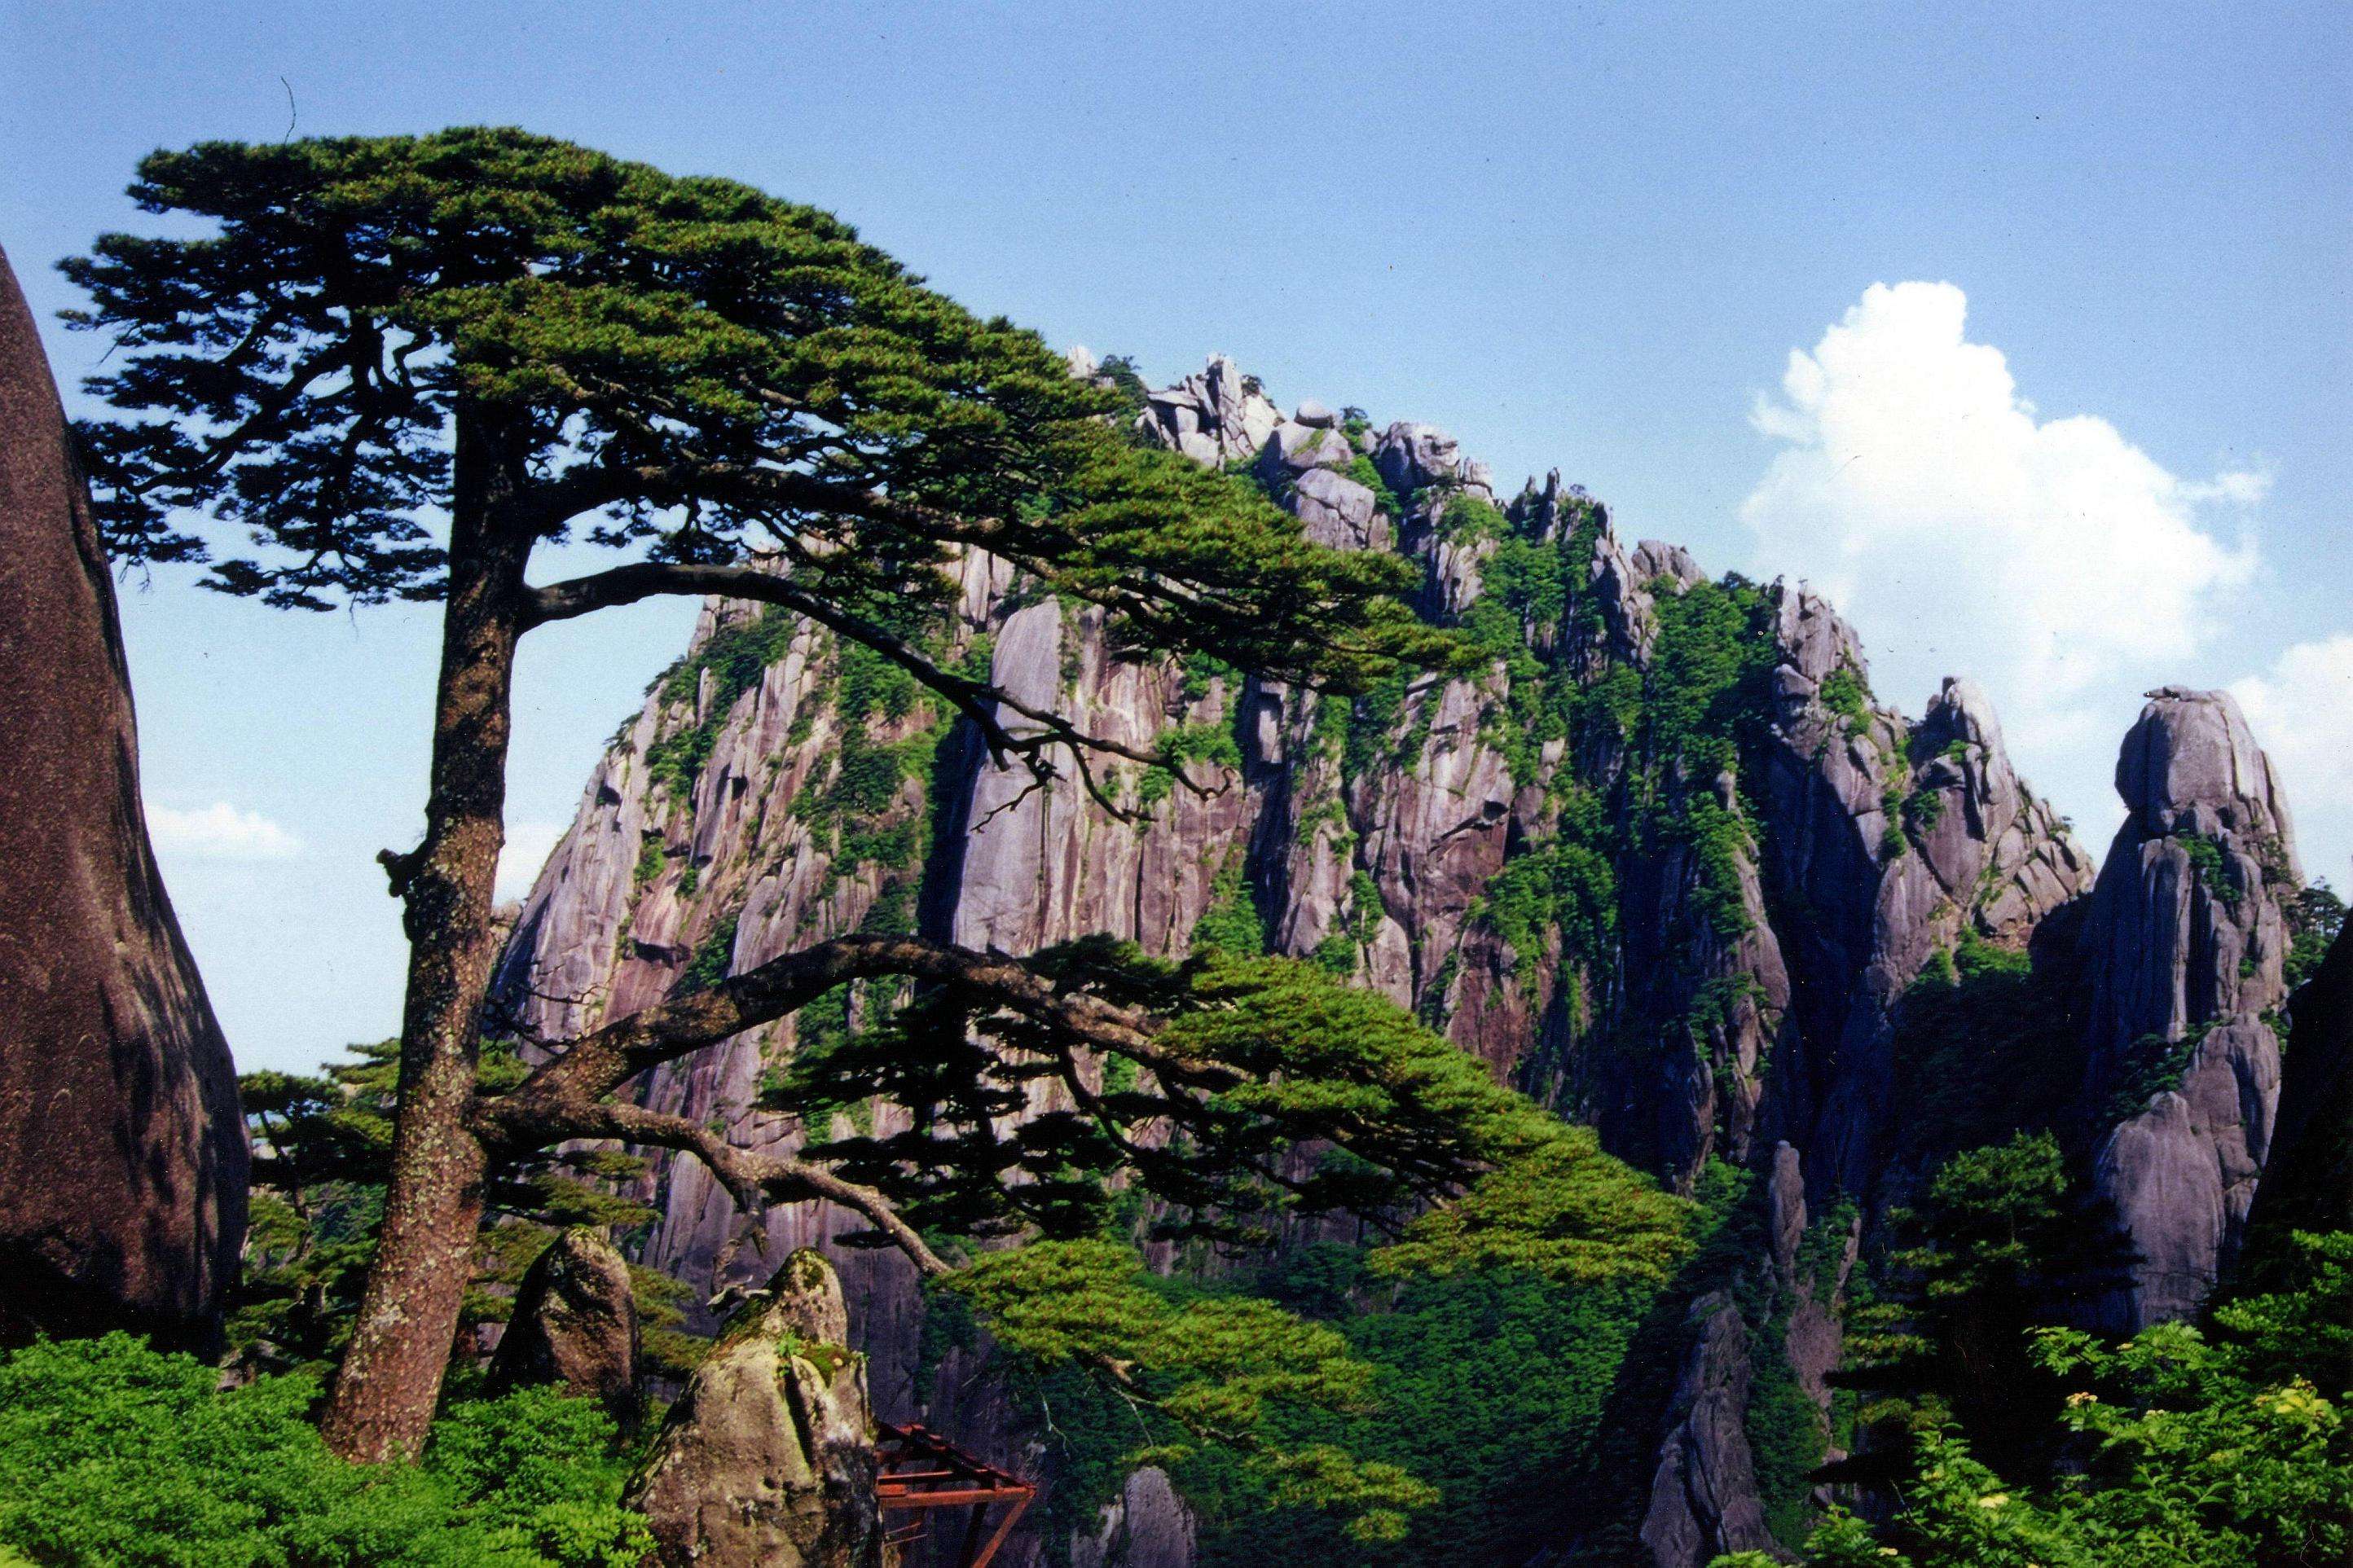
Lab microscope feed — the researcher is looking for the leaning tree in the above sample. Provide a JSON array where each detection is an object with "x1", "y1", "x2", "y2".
[{"x1": 67, "y1": 130, "x2": 1689, "y2": 1494}]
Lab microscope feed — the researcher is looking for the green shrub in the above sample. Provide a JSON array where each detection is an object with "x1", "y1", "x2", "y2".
[
  {"x1": 1760, "y1": 1232, "x2": 2353, "y2": 1568},
  {"x1": 674, "y1": 911, "x2": 740, "y2": 997},
  {"x1": 1344, "y1": 454, "x2": 1400, "y2": 516},
  {"x1": 2180, "y1": 832, "x2": 2240, "y2": 911},
  {"x1": 2285, "y1": 881, "x2": 2343, "y2": 990},
  {"x1": 1817, "y1": 666, "x2": 1870, "y2": 731},
  {"x1": 0, "y1": 1335, "x2": 651, "y2": 1567},
  {"x1": 1190, "y1": 858, "x2": 1266, "y2": 957}
]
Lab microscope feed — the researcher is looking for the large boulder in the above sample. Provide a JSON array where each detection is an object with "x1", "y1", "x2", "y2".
[
  {"x1": 0, "y1": 244, "x2": 245, "y2": 1351},
  {"x1": 627, "y1": 1249, "x2": 885, "y2": 1568},
  {"x1": 486, "y1": 1228, "x2": 641, "y2": 1434}
]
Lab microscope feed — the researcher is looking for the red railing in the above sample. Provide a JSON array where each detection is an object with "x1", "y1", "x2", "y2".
[{"x1": 874, "y1": 1421, "x2": 1036, "y2": 1568}]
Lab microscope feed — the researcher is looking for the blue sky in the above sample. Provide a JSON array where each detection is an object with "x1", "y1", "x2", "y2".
[{"x1": 3, "y1": 2, "x2": 2345, "y2": 1071}]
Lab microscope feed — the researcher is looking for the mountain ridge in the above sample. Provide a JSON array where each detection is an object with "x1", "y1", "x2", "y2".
[{"x1": 491, "y1": 353, "x2": 2312, "y2": 1567}]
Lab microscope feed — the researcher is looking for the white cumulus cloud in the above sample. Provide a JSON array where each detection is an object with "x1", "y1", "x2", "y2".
[
  {"x1": 2232, "y1": 635, "x2": 2353, "y2": 886},
  {"x1": 497, "y1": 819, "x2": 570, "y2": 902},
  {"x1": 148, "y1": 802, "x2": 303, "y2": 861},
  {"x1": 1741, "y1": 281, "x2": 2267, "y2": 850}
]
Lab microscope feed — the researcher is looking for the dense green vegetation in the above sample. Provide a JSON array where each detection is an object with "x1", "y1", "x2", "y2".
[
  {"x1": 1832, "y1": 1133, "x2": 2132, "y2": 1486},
  {"x1": 0, "y1": 1336, "x2": 650, "y2": 1566},
  {"x1": 2286, "y1": 881, "x2": 2346, "y2": 990},
  {"x1": 1884, "y1": 930, "x2": 2078, "y2": 1166},
  {"x1": 1176, "y1": 1251, "x2": 1662, "y2": 1567},
  {"x1": 1723, "y1": 1231, "x2": 2353, "y2": 1568}
]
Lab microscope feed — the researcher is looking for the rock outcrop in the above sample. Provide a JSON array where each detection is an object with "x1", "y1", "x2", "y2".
[
  {"x1": 486, "y1": 1228, "x2": 642, "y2": 1434},
  {"x1": 1069, "y1": 1468, "x2": 1197, "y2": 1568},
  {"x1": 1638, "y1": 1292, "x2": 1784, "y2": 1566},
  {"x1": 0, "y1": 244, "x2": 245, "y2": 1351},
  {"x1": 1634, "y1": 1144, "x2": 1854, "y2": 1568},
  {"x1": 628, "y1": 1249, "x2": 885, "y2": 1568},
  {"x1": 2078, "y1": 688, "x2": 2299, "y2": 1329}
]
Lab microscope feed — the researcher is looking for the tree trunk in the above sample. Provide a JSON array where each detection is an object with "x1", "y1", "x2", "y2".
[{"x1": 320, "y1": 408, "x2": 531, "y2": 1461}]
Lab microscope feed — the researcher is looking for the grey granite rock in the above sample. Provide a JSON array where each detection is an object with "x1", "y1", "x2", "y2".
[
  {"x1": 1638, "y1": 1293, "x2": 1787, "y2": 1567},
  {"x1": 1070, "y1": 1467, "x2": 1196, "y2": 1568},
  {"x1": 486, "y1": 1228, "x2": 642, "y2": 1434},
  {"x1": 2093, "y1": 1018, "x2": 2277, "y2": 1327},
  {"x1": 2078, "y1": 688, "x2": 2301, "y2": 1329},
  {"x1": 628, "y1": 1250, "x2": 885, "y2": 1568}
]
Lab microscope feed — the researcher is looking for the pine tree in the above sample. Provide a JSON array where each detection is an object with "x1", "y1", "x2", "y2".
[{"x1": 65, "y1": 128, "x2": 1678, "y2": 1495}]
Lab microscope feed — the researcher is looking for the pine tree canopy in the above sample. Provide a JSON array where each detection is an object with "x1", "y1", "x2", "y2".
[
  {"x1": 64, "y1": 127, "x2": 1460, "y2": 695},
  {"x1": 764, "y1": 943, "x2": 1693, "y2": 1284}
]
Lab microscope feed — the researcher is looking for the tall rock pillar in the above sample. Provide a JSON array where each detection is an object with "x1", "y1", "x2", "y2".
[
  {"x1": 0, "y1": 244, "x2": 246, "y2": 1350},
  {"x1": 2081, "y1": 687, "x2": 2298, "y2": 1329}
]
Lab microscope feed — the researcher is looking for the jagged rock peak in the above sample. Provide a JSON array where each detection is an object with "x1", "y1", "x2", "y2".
[
  {"x1": 2117, "y1": 686, "x2": 2300, "y2": 880},
  {"x1": 1766, "y1": 582, "x2": 1870, "y2": 687},
  {"x1": 495, "y1": 348, "x2": 2120, "y2": 1560},
  {"x1": 1135, "y1": 353, "x2": 1280, "y2": 467}
]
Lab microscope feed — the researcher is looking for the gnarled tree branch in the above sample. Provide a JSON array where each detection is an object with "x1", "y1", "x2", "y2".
[
  {"x1": 472, "y1": 933, "x2": 1198, "y2": 1147},
  {"x1": 489, "y1": 1097, "x2": 951, "y2": 1278}
]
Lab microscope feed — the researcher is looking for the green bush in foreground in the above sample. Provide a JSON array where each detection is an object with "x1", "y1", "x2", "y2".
[{"x1": 0, "y1": 1334, "x2": 650, "y2": 1567}]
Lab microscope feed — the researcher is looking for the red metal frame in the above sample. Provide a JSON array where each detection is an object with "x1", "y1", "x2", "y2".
[{"x1": 874, "y1": 1421, "x2": 1036, "y2": 1568}]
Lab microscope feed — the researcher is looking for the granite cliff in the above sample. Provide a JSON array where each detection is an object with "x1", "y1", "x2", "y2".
[{"x1": 492, "y1": 355, "x2": 2324, "y2": 1566}]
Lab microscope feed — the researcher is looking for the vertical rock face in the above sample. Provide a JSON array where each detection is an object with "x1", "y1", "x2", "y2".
[
  {"x1": 2094, "y1": 1021, "x2": 2276, "y2": 1327},
  {"x1": 1638, "y1": 1293, "x2": 1783, "y2": 1566},
  {"x1": 628, "y1": 1249, "x2": 885, "y2": 1568},
  {"x1": 2078, "y1": 688, "x2": 2300, "y2": 1329},
  {"x1": 0, "y1": 245, "x2": 245, "y2": 1351},
  {"x1": 1069, "y1": 1468, "x2": 1196, "y2": 1568},
  {"x1": 486, "y1": 1228, "x2": 642, "y2": 1434},
  {"x1": 491, "y1": 359, "x2": 2208, "y2": 1563},
  {"x1": 2241, "y1": 921, "x2": 2353, "y2": 1285}
]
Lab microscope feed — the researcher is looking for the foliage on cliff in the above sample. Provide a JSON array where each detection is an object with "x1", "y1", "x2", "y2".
[
  {"x1": 768, "y1": 944, "x2": 1691, "y2": 1280},
  {"x1": 1719, "y1": 1231, "x2": 2353, "y2": 1568}
]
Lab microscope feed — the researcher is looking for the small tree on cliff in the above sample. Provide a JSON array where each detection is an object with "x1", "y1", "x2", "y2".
[{"x1": 67, "y1": 130, "x2": 1687, "y2": 1492}]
